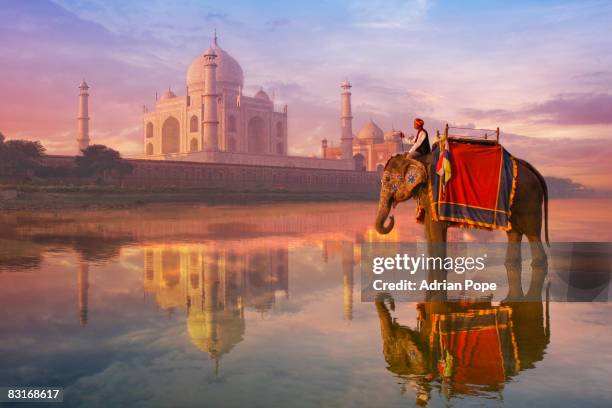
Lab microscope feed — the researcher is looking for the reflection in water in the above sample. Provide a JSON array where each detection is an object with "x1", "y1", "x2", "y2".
[
  {"x1": 77, "y1": 260, "x2": 89, "y2": 326},
  {"x1": 142, "y1": 244, "x2": 288, "y2": 362},
  {"x1": 0, "y1": 201, "x2": 611, "y2": 407},
  {"x1": 47, "y1": 231, "x2": 362, "y2": 361},
  {"x1": 342, "y1": 242, "x2": 354, "y2": 321},
  {"x1": 376, "y1": 297, "x2": 550, "y2": 404},
  {"x1": 321, "y1": 240, "x2": 358, "y2": 321},
  {"x1": 373, "y1": 224, "x2": 552, "y2": 404}
]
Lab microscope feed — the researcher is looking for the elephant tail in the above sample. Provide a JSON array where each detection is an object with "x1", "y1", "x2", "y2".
[{"x1": 517, "y1": 158, "x2": 550, "y2": 247}]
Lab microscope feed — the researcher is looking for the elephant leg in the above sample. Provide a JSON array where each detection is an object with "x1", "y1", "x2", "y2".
[
  {"x1": 503, "y1": 230, "x2": 524, "y2": 302},
  {"x1": 525, "y1": 234, "x2": 548, "y2": 301},
  {"x1": 425, "y1": 219, "x2": 448, "y2": 302}
]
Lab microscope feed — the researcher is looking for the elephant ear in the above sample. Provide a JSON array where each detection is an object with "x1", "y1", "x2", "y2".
[
  {"x1": 395, "y1": 159, "x2": 427, "y2": 202},
  {"x1": 404, "y1": 159, "x2": 427, "y2": 188}
]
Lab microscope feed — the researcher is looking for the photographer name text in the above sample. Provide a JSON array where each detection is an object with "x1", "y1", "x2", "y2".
[{"x1": 370, "y1": 253, "x2": 497, "y2": 293}]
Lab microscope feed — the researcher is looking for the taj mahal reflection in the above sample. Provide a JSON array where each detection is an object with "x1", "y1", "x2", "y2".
[{"x1": 142, "y1": 244, "x2": 289, "y2": 361}]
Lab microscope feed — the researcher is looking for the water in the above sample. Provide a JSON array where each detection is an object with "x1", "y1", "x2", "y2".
[{"x1": 0, "y1": 199, "x2": 611, "y2": 407}]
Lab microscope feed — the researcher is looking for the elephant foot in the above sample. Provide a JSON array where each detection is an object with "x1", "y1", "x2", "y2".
[
  {"x1": 523, "y1": 290, "x2": 543, "y2": 302},
  {"x1": 500, "y1": 291, "x2": 524, "y2": 304}
]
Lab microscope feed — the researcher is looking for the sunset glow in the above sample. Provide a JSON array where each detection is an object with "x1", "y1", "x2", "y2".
[{"x1": 1, "y1": 0, "x2": 611, "y2": 188}]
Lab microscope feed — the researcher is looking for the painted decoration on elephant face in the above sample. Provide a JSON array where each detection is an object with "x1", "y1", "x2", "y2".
[
  {"x1": 406, "y1": 167, "x2": 419, "y2": 188},
  {"x1": 382, "y1": 171, "x2": 400, "y2": 192}
]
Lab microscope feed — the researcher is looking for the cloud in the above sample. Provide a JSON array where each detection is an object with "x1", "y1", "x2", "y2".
[
  {"x1": 3, "y1": 0, "x2": 612, "y2": 188},
  {"x1": 527, "y1": 93, "x2": 612, "y2": 125},
  {"x1": 457, "y1": 108, "x2": 518, "y2": 123},
  {"x1": 572, "y1": 70, "x2": 612, "y2": 84},
  {"x1": 348, "y1": 0, "x2": 430, "y2": 30},
  {"x1": 492, "y1": 132, "x2": 612, "y2": 190},
  {"x1": 265, "y1": 18, "x2": 291, "y2": 31},
  {"x1": 461, "y1": 93, "x2": 612, "y2": 126}
]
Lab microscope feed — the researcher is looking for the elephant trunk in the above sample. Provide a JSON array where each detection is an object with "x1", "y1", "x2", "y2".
[{"x1": 375, "y1": 192, "x2": 395, "y2": 234}]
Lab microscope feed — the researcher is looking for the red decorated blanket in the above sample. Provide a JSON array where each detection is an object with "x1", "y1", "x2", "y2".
[{"x1": 429, "y1": 141, "x2": 517, "y2": 230}]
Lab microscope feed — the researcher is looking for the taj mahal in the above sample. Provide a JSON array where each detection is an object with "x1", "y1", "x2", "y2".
[
  {"x1": 76, "y1": 33, "x2": 407, "y2": 172},
  {"x1": 142, "y1": 34, "x2": 289, "y2": 159}
]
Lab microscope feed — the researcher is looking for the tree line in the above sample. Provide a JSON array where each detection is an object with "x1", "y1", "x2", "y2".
[{"x1": 0, "y1": 131, "x2": 133, "y2": 184}]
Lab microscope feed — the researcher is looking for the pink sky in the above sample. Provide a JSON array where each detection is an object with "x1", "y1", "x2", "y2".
[{"x1": 1, "y1": 1, "x2": 611, "y2": 188}]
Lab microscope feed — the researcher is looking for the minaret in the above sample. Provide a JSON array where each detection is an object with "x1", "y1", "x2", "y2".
[
  {"x1": 321, "y1": 138, "x2": 328, "y2": 158},
  {"x1": 77, "y1": 260, "x2": 89, "y2": 326},
  {"x1": 342, "y1": 241, "x2": 354, "y2": 321},
  {"x1": 202, "y1": 47, "x2": 219, "y2": 151},
  {"x1": 77, "y1": 80, "x2": 90, "y2": 153},
  {"x1": 340, "y1": 80, "x2": 353, "y2": 160}
]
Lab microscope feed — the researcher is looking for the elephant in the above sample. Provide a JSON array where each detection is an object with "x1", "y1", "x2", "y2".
[{"x1": 375, "y1": 150, "x2": 549, "y2": 301}]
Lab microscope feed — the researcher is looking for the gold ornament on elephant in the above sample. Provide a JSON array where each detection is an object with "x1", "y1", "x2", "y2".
[{"x1": 380, "y1": 159, "x2": 427, "y2": 203}]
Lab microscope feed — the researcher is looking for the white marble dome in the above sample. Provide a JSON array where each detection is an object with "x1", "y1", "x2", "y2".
[
  {"x1": 384, "y1": 129, "x2": 401, "y2": 141},
  {"x1": 357, "y1": 120, "x2": 384, "y2": 142},
  {"x1": 186, "y1": 36, "x2": 244, "y2": 91}
]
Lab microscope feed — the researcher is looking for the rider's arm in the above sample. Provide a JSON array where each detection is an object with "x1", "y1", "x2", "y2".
[{"x1": 409, "y1": 131, "x2": 425, "y2": 154}]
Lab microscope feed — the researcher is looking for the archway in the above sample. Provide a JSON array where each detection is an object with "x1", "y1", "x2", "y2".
[
  {"x1": 146, "y1": 122, "x2": 154, "y2": 138},
  {"x1": 161, "y1": 116, "x2": 180, "y2": 153},
  {"x1": 376, "y1": 163, "x2": 385, "y2": 174},
  {"x1": 276, "y1": 122, "x2": 284, "y2": 138},
  {"x1": 227, "y1": 138, "x2": 237, "y2": 152},
  {"x1": 247, "y1": 116, "x2": 266, "y2": 153},
  {"x1": 146, "y1": 143, "x2": 154, "y2": 155},
  {"x1": 276, "y1": 142, "x2": 284, "y2": 155},
  {"x1": 353, "y1": 153, "x2": 366, "y2": 172},
  {"x1": 190, "y1": 115, "x2": 198, "y2": 132},
  {"x1": 189, "y1": 138, "x2": 198, "y2": 152},
  {"x1": 228, "y1": 115, "x2": 237, "y2": 132},
  {"x1": 161, "y1": 250, "x2": 180, "y2": 287}
]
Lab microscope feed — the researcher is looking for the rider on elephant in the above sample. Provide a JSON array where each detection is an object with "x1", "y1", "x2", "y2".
[{"x1": 407, "y1": 118, "x2": 431, "y2": 158}]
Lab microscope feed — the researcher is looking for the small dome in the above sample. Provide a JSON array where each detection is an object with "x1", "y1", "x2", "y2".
[
  {"x1": 79, "y1": 79, "x2": 89, "y2": 89},
  {"x1": 255, "y1": 89, "x2": 270, "y2": 101},
  {"x1": 159, "y1": 88, "x2": 176, "y2": 101},
  {"x1": 357, "y1": 120, "x2": 384, "y2": 142},
  {"x1": 384, "y1": 129, "x2": 401, "y2": 141}
]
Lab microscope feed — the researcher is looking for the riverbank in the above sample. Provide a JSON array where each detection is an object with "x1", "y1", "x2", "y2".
[{"x1": 0, "y1": 185, "x2": 378, "y2": 210}]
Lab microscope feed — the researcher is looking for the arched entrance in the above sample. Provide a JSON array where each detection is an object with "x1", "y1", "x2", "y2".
[
  {"x1": 227, "y1": 138, "x2": 237, "y2": 152},
  {"x1": 354, "y1": 153, "x2": 366, "y2": 172},
  {"x1": 161, "y1": 250, "x2": 180, "y2": 287},
  {"x1": 247, "y1": 116, "x2": 266, "y2": 153},
  {"x1": 161, "y1": 116, "x2": 180, "y2": 153},
  {"x1": 189, "y1": 138, "x2": 198, "y2": 152},
  {"x1": 227, "y1": 115, "x2": 237, "y2": 132},
  {"x1": 376, "y1": 163, "x2": 385, "y2": 174},
  {"x1": 189, "y1": 115, "x2": 198, "y2": 132},
  {"x1": 146, "y1": 122, "x2": 154, "y2": 138},
  {"x1": 146, "y1": 143, "x2": 154, "y2": 155}
]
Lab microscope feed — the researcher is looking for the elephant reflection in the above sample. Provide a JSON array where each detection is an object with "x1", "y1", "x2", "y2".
[{"x1": 375, "y1": 295, "x2": 550, "y2": 404}]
